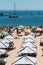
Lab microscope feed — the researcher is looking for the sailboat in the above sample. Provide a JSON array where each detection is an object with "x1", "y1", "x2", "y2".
[
  {"x1": 38, "y1": 11, "x2": 40, "y2": 15},
  {"x1": 9, "y1": 3, "x2": 18, "y2": 18},
  {"x1": 38, "y1": 9, "x2": 40, "y2": 15}
]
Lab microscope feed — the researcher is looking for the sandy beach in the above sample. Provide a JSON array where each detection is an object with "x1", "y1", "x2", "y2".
[
  {"x1": 0, "y1": 0, "x2": 43, "y2": 65},
  {"x1": 36, "y1": 36, "x2": 43, "y2": 65},
  {"x1": 5, "y1": 32, "x2": 43, "y2": 65}
]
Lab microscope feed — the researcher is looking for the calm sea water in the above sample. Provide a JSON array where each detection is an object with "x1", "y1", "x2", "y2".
[{"x1": 0, "y1": 10, "x2": 43, "y2": 26}]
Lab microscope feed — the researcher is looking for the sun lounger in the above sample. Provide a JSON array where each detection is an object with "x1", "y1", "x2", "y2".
[
  {"x1": 0, "y1": 49, "x2": 9, "y2": 57},
  {"x1": 12, "y1": 56, "x2": 36, "y2": 65},
  {"x1": 23, "y1": 38, "x2": 35, "y2": 43},
  {"x1": 24, "y1": 34, "x2": 36, "y2": 39},
  {"x1": 0, "y1": 41, "x2": 15, "y2": 50},
  {"x1": 0, "y1": 58, "x2": 7, "y2": 65},
  {"x1": 22, "y1": 42, "x2": 36, "y2": 48},
  {"x1": 4, "y1": 34, "x2": 14, "y2": 39}
]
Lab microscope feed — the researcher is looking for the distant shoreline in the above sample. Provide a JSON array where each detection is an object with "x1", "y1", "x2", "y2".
[{"x1": 0, "y1": 10, "x2": 43, "y2": 11}]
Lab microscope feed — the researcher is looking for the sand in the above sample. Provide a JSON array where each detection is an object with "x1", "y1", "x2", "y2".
[
  {"x1": 6, "y1": 32, "x2": 43, "y2": 65},
  {"x1": 36, "y1": 36, "x2": 43, "y2": 65}
]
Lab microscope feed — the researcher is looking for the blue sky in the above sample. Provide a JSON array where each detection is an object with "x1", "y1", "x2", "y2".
[{"x1": 0, "y1": 0, "x2": 43, "y2": 10}]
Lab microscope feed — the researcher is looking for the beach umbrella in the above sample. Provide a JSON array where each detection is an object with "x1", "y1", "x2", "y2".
[
  {"x1": 12, "y1": 56, "x2": 36, "y2": 65},
  {"x1": 24, "y1": 28, "x2": 32, "y2": 34},
  {"x1": 35, "y1": 28, "x2": 42, "y2": 32},
  {"x1": 17, "y1": 25, "x2": 24, "y2": 29},
  {"x1": 19, "y1": 25, "x2": 24, "y2": 28},
  {"x1": 32, "y1": 26, "x2": 36, "y2": 29},
  {"x1": 1, "y1": 31, "x2": 8, "y2": 36},
  {"x1": 17, "y1": 26, "x2": 21, "y2": 30},
  {"x1": 18, "y1": 46, "x2": 36, "y2": 54}
]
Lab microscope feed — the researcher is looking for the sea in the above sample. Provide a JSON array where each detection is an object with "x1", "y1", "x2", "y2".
[{"x1": 0, "y1": 10, "x2": 43, "y2": 26}]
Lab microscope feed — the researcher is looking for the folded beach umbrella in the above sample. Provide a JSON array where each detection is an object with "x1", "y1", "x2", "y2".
[
  {"x1": 18, "y1": 46, "x2": 36, "y2": 54},
  {"x1": 12, "y1": 56, "x2": 36, "y2": 65},
  {"x1": 23, "y1": 38, "x2": 35, "y2": 43}
]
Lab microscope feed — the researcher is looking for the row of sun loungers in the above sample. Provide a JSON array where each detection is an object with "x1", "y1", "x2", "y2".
[
  {"x1": 0, "y1": 30, "x2": 42, "y2": 65},
  {"x1": 0, "y1": 31, "x2": 16, "y2": 65},
  {"x1": 12, "y1": 33, "x2": 37, "y2": 65}
]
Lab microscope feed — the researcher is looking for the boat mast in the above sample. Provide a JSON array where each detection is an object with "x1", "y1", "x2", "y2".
[
  {"x1": 38, "y1": 8, "x2": 40, "y2": 15},
  {"x1": 14, "y1": 3, "x2": 16, "y2": 14}
]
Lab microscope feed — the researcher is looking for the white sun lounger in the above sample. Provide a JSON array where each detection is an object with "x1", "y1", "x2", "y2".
[
  {"x1": 0, "y1": 42, "x2": 9, "y2": 48},
  {"x1": 18, "y1": 46, "x2": 36, "y2": 53},
  {"x1": 12, "y1": 56, "x2": 36, "y2": 65},
  {"x1": 0, "y1": 49, "x2": 6, "y2": 55},
  {"x1": 18, "y1": 46, "x2": 36, "y2": 54},
  {"x1": 23, "y1": 38, "x2": 35, "y2": 43},
  {"x1": 22, "y1": 42, "x2": 36, "y2": 48},
  {"x1": 4, "y1": 34, "x2": 14, "y2": 39},
  {"x1": 1, "y1": 38, "x2": 13, "y2": 44},
  {"x1": 0, "y1": 58, "x2": 7, "y2": 64},
  {"x1": 24, "y1": 33, "x2": 36, "y2": 39}
]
